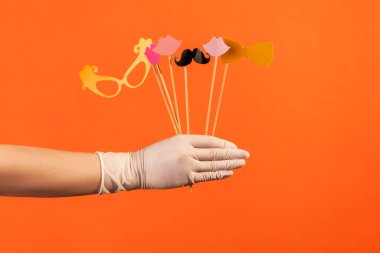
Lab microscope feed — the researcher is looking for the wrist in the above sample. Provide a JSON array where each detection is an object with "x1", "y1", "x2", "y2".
[
  {"x1": 129, "y1": 150, "x2": 146, "y2": 190},
  {"x1": 96, "y1": 151, "x2": 145, "y2": 194}
]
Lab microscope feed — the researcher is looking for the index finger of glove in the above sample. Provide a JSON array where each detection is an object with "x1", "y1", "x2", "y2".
[{"x1": 181, "y1": 134, "x2": 237, "y2": 149}]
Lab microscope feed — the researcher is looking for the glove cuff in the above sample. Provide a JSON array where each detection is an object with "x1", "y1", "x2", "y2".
[{"x1": 95, "y1": 151, "x2": 145, "y2": 194}]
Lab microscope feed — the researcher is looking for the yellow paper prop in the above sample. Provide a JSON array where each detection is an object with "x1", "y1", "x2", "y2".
[
  {"x1": 79, "y1": 38, "x2": 152, "y2": 98},
  {"x1": 212, "y1": 39, "x2": 274, "y2": 136},
  {"x1": 220, "y1": 39, "x2": 274, "y2": 66}
]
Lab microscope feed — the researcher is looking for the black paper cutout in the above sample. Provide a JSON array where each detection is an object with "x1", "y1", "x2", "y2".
[{"x1": 175, "y1": 48, "x2": 210, "y2": 67}]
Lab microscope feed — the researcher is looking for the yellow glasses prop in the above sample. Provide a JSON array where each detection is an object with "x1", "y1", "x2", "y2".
[{"x1": 79, "y1": 38, "x2": 152, "y2": 98}]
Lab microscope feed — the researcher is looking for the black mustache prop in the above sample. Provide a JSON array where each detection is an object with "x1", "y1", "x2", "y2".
[{"x1": 175, "y1": 48, "x2": 211, "y2": 67}]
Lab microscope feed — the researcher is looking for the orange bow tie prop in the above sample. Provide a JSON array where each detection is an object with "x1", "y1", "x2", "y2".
[
  {"x1": 221, "y1": 39, "x2": 274, "y2": 66},
  {"x1": 208, "y1": 39, "x2": 274, "y2": 136}
]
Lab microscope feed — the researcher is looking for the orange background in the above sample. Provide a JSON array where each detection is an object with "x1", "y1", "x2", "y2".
[{"x1": 0, "y1": 0, "x2": 379, "y2": 252}]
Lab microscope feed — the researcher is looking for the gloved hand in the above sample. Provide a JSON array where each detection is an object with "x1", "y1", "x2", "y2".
[{"x1": 96, "y1": 135, "x2": 250, "y2": 194}]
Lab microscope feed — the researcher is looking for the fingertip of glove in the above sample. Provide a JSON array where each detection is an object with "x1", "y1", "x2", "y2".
[{"x1": 224, "y1": 170, "x2": 233, "y2": 178}]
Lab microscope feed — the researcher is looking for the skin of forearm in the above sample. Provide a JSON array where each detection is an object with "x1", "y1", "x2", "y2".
[{"x1": 0, "y1": 145, "x2": 101, "y2": 197}]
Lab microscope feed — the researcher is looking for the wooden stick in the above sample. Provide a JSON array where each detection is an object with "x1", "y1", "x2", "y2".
[
  {"x1": 157, "y1": 65, "x2": 180, "y2": 132},
  {"x1": 212, "y1": 64, "x2": 229, "y2": 136},
  {"x1": 205, "y1": 56, "x2": 218, "y2": 135},
  {"x1": 186, "y1": 66, "x2": 192, "y2": 192},
  {"x1": 184, "y1": 66, "x2": 190, "y2": 134},
  {"x1": 152, "y1": 66, "x2": 179, "y2": 134},
  {"x1": 168, "y1": 56, "x2": 182, "y2": 134},
  {"x1": 183, "y1": 66, "x2": 191, "y2": 192}
]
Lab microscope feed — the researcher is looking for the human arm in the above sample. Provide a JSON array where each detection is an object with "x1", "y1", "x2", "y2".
[
  {"x1": 0, "y1": 145, "x2": 100, "y2": 197},
  {"x1": 0, "y1": 135, "x2": 249, "y2": 197}
]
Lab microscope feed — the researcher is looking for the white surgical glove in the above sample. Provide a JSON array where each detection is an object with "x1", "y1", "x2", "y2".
[{"x1": 96, "y1": 134, "x2": 249, "y2": 194}]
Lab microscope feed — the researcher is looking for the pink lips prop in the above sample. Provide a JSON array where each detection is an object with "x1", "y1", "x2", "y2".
[
  {"x1": 144, "y1": 44, "x2": 160, "y2": 65},
  {"x1": 153, "y1": 35, "x2": 182, "y2": 56},
  {"x1": 202, "y1": 37, "x2": 230, "y2": 57}
]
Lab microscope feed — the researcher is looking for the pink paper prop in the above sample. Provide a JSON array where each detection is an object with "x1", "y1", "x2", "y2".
[
  {"x1": 147, "y1": 42, "x2": 180, "y2": 134},
  {"x1": 144, "y1": 44, "x2": 160, "y2": 65},
  {"x1": 153, "y1": 35, "x2": 183, "y2": 134},
  {"x1": 202, "y1": 37, "x2": 230, "y2": 57},
  {"x1": 153, "y1": 35, "x2": 182, "y2": 56},
  {"x1": 203, "y1": 37, "x2": 230, "y2": 134}
]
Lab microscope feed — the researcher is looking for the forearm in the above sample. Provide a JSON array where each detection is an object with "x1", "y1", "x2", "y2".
[{"x1": 0, "y1": 145, "x2": 101, "y2": 197}]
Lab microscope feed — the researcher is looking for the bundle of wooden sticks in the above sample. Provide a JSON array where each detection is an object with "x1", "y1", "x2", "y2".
[
  {"x1": 145, "y1": 36, "x2": 274, "y2": 136},
  {"x1": 79, "y1": 36, "x2": 274, "y2": 136}
]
